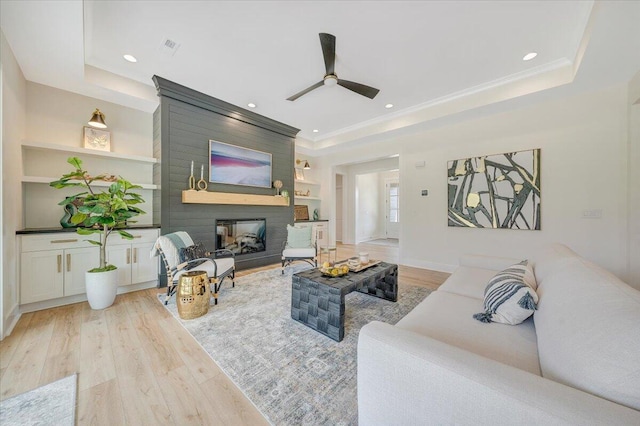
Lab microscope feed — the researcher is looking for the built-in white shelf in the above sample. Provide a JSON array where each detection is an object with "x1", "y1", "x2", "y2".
[
  {"x1": 22, "y1": 141, "x2": 158, "y2": 164},
  {"x1": 295, "y1": 179, "x2": 320, "y2": 186},
  {"x1": 22, "y1": 176, "x2": 158, "y2": 190},
  {"x1": 295, "y1": 196, "x2": 321, "y2": 201}
]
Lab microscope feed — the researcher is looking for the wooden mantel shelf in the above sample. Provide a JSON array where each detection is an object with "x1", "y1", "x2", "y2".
[{"x1": 182, "y1": 190, "x2": 289, "y2": 206}]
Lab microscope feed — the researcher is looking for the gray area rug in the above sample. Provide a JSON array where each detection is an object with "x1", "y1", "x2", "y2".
[
  {"x1": 161, "y1": 264, "x2": 430, "y2": 425},
  {"x1": 0, "y1": 374, "x2": 77, "y2": 426}
]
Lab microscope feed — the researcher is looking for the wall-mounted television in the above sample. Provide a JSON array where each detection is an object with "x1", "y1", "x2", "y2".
[{"x1": 209, "y1": 140, "x2": 272, "y2": 188}]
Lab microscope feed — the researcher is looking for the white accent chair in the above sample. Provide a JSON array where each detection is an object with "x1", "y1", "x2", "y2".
[
  {"x1": 152, "y1": 231, "x2": 235, "y2": 305},
  {"x1": 281, "y1": 225, "x2": 317, "y2": 274}
]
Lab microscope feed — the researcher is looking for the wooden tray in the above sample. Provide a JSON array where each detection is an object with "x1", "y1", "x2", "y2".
[{"x1": 341, "y1": 259, "x2": 382, "y2": 272}]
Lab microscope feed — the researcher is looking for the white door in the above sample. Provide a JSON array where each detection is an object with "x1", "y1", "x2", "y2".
[
  {"x1": 20, "y1": 250, "x2": 65, "y2": 303},
  {"x1": 106, "y1": 245, "x2": 132, "y2": 286},
  {"x1": 335, "y1": 174, "x2": 343, "y2": 242},
  {"x1": 131, "y1": 242, "x2": 158, "y2": 284},
  {"x1": 386, "y1": 180, "x2": 400, "y2": 239}
]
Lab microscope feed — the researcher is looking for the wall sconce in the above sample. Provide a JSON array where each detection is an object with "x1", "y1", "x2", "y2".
[
  {"x1": 88, "y1": 108, "x2": 107, "y2": 128},
  {"x1": 296, "y1": 159, "x2": 311, "y2": 169}
]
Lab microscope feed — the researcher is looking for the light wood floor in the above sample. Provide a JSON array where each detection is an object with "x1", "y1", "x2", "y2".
[{"x1": 0, "y1": 241, "x2": 449, "y2": 425}]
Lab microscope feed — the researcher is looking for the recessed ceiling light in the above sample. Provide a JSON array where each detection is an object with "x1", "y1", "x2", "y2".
[
  {"x1": 247, "y1": 103, "x2": 256, "y2": 108},
  {"x1": 522, "y1": 52, "x2": 537, "y2": 61},
  {"x1": 312, "y1": 129, "x2": 319, "y2": 133},
  {"x1": 385, "y1": 104, "x2": 394, "y2": 109},
  {"x1": 123, "y1": 54, "x2": 137, "y2": 63}
]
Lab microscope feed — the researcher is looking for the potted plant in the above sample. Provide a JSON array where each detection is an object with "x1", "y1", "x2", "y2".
[{"x1": 50, "y1": 157, "x2": 145, "y2": 309}]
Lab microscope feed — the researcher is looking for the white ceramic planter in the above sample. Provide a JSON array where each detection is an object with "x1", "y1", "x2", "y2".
[{"x1": 85, "y1": 269, "x2": 118, "y2": 310}]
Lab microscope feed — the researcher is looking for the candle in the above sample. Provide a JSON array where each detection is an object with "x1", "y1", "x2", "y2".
[
  {"x1": 190, "y1": 160, "x2": 194, "y2": 176},
  {"x1": 200, "y1": 164, "x2": 204, "y2": 180}
]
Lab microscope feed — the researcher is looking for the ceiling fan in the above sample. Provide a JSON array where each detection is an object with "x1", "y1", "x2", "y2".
[{"x1": 286, "y1": 33, "x2": 380, "y2": 101}]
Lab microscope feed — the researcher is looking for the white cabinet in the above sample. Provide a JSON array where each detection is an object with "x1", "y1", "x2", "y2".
[
  {"x1": 19, "y1": 229, "x2": 159, "y2": 308},
  {"x1": 106, "y1": 230, "x2": 159, "y2": 286},
  {"x1": 20, "y1": 242, "x2": 99, "y2": 304}
]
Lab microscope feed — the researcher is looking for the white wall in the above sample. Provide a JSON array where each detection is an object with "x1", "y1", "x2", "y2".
[
  {"x1": 1, "y1": 30, "x2": 26, "y2": 338},
  {"x1": 628, "y1": 72, "x2": 640, "y2": 288},
  {"x1": 355, "y1": 172, "x2": 380, "y2": 242},
  {"x1": 317, "y1": 84, "x2": 633, "y2": 283},
  {"x1": 23, "y1": 83, "x2": 154, "y2": 228}
]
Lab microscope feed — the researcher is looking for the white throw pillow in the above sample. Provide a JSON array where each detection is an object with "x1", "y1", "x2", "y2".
[{"x1": 473, "y1": 260, "x2": 538, "y2": 325}]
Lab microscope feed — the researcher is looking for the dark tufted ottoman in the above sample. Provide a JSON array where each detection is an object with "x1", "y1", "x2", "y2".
[{"x1": 291, "y1": 262, "x2": 398, "y2": 341}]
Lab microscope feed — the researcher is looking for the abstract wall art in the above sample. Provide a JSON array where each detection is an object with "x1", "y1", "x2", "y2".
[
  {"x1": 447, "y1": 149, "x2": 541, "y2": 230},
  {"x1": 209, "y1": 140, "x2": 272, "y2": 188}
]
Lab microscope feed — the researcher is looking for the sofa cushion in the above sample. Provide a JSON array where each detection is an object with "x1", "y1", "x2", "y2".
[
  {"x1": 437, "y1": 266, "x2": 497, "y2": 300},
  {"x1": 531, "y1": 243, "x2": 577, "y2": 286},
  {"x1": 286, "y1": 224, "x2": 312, "y2": 248},
  {"x1": 397, "y1": 291, "x2": 541, "y2": 375},
  {"x1": 534, "y1": 254, "x2": 640, "y2": 410}
]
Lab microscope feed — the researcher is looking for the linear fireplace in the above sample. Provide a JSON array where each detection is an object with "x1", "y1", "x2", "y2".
[{"x1": 215, "y1": 218, "x2": 266, "y2": 256}]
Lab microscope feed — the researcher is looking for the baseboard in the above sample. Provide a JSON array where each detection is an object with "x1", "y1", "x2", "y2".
[
  {"x1": 1, "y1": 304, "x2": 21, "y2": 340},
  {"x1": 400, "y1": 257, "x2": 458, "y2": 274},
  {"x1": 19, "y1": 280, "x2": 159, "y2": 314}
]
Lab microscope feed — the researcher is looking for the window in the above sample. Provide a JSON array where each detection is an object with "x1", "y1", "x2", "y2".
[{"x1": 388, "y1": 182, "x2": 399, "y2": 223}]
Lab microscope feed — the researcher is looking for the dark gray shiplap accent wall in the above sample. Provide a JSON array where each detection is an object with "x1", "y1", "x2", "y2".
[
  {"x1": 152, "y1": 106, "x2": 161, "y2": 222},
  {"x1": 153, "y1": 76, "x2": 299, "y2": 271}
]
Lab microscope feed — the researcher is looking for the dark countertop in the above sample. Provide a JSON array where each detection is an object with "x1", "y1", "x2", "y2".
[
  {"x1": 16, "y1": 224, "x2": 161, "y2": 235},
  {"x1": 294, "y1": 220, "x2": 328, "y2": 223}
]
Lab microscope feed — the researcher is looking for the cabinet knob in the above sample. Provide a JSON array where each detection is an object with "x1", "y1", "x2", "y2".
[
  {"x1": 127, "y1": 248, "x2": 131, "y2": 264},
  {"x1": 57, "y1": 254, "x2": 62, "y2": 273},
  {"x1": 67, "y1": 253, "x2": 71, "y2": 272}
]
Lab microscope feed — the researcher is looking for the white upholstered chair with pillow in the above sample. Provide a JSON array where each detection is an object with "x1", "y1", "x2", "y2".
[
  {"x1": 152, "y1": 231, "x2": 235, "y2": 305},
  {"x1": 281, "y1": 224, "x2": 317, "y2": 274}
]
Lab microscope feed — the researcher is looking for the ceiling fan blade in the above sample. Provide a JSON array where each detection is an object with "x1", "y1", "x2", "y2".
[
  {"x1": 337, "y1": 79, "x2": 380, "y2": 99},
  {"x1": 286, "y1": 81, "x2": 324, "y2": 101},
  {"x1": 319, "y1": 33, "x2": 336, "y2": 75}
]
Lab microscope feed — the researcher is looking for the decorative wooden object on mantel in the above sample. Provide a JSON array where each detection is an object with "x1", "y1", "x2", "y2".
[{"x1": 182, "y1": 190, "x2": 290, "y2": 206}]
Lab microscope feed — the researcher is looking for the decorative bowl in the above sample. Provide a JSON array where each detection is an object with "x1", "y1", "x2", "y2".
[{"x1": 320, "y1": 265, "x2": 349, "y2": 278}]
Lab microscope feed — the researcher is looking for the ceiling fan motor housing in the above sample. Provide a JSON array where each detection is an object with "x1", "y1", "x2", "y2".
[{"x1": 323, "y1": 75, "x2": 338, "y2": 86}]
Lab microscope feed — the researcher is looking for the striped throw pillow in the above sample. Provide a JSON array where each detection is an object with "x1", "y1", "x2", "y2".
[{"x1": 473, "y1": 260, "x2": 538, "y2": 325}]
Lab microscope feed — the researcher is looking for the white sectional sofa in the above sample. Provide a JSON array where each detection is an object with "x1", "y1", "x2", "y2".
[{"x1": 358, "y1": 244, "x2": 640, "y2": 425}]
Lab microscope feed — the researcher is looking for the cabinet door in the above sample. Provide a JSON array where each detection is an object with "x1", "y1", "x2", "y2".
[
  {"x1": 314, "y1": 223, "x2": 329, "y2": 248},
  {"x1": 64, "y1": 247, "x2": 99, "y2": 296},
  {"x1": 21, "y1": 250, "x2": 64, "y2": 303},
  {"x1": 106, "y1": 245, "x2": 132, "y2": 286},
  {"x1": 131, "y1": 242, "x2": 158, "y2": 284}
]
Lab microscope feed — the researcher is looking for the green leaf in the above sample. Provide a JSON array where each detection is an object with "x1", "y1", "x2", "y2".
[
  {"x1": 76, "y1": 227, "x2": 97, "y2": 235},
  {"x1": 87, "y1": 240, "x2": 103, "y2": 246},
  {"x1": 117, "y1": 230, "x2": 134, "y2": 240},
  {"x1": 88, "y1": 264, "x2": 117, "y2": 273},
  {"x1": 68, "y1": 157, "x2": 83, "y2": 170}
]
